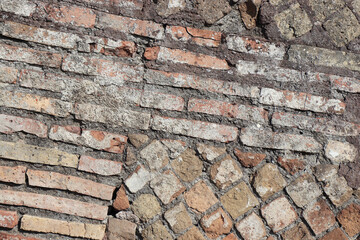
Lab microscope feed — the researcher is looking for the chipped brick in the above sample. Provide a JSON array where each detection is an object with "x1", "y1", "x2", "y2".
[
  {"x1": 140, "y1": 90, "x2": 185, "y2": 111},
  {"x1": 0, "y1": 114, "x2": 48, "y2": 138},
  {"x1": 107, "y1": 217, "x2": 137, "y2": 240},
  {"x1": 234, "y1": 149, "x2": 266, "y2": 168},
  {"x1": 201, "y1": 208, "x2": 232, "y2": 239},
  {"x1": 113, "y1": 185, "x2": 130, "y2": 211},
  {"x1": 197, "y1": 143, "x2": 226, "y2": 162},
  {"x1": 184, "y1": 181, "x2": 218, "y2": 213},
  {"x1": 150, "y1": 170, "x2": 185, "y2": 204},
  {"x1": 0, "y1": 65, "x2": 18, "y2": 83},
  {"x1": 303, "y1": 200, "x2": 336, "y2": 235},
  {"x1": 236, "y1": 212, "x2": 266, "y2": 240},
  {"x1": 210, "y1": 155, "x2": 243, "y2": 190},
  {"x1": 125, "y1": 165, "x2": 151, "y2": 193},
  {"x1": 0, "y1": 210, "x2": 18, "y2": 229}
]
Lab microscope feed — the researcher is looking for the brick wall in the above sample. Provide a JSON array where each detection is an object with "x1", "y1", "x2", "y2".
[{"x1": 0, "y1": 0, "x2": 359, "y2": 239}]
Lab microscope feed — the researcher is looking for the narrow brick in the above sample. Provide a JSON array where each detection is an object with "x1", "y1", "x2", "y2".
[
  {"x1": 1, "y1": 21, "x2": 81, "y2": 49},
  {"x1": 49, "y1": 125, "x2": 127, "y2": 153},
  {"x1": 0, "y1": 90, "x2": 73, "y2": 117},
  {"x1": 78, "y1": 0, "x2": 143, "y2": 11},
  {"x1": 166, "y1": 26, "x2": 221, "y2": 47},
  {"x1": 0, "y1": 114, "x2": 48, "y2": 137},
  {"x1": 62, "y1": 54, "x2": 143, "y2": 83},
  {"x1": 27, "y1": 169, "x2": 116, "y2": 200},
  {"x1": 0, "y1": 190, "x2": 108, "y2": 220},
  {"x1": 21, "y1": 215, "x2": 106, "y2": 240},
  {"x1": 227, "y1": 35, "x2": 286, "y2": 60},
  {"x1": 0, "y1": 209, "x2": 18, "y2": 228},
  {"x1": 189, "y1": 98, "x2": 268, "y2": 123},
  {"x1": 0, "y1": 165, "x2": 26, "y2": 184},
  {"x1": 0, "y1": 0, "x2": 36, "y2": 16},
  {"x1": 240, "y1": 126, "x2": 321, "y2": 153},
  {"x1": 97, "y1": 13, "x2": 164, "y2": 39},
  {"x1": 79, "y1": 155, "x2": 122, "y2": 176},
  {"x1": 0, "y1": 140, "x2": 78, "y2": 168},
  {"x1": 144, "y1": 69, "x2": 259, "y2": 98},
  {"x1": 329, "y1": 74, "x2": 360, "y2": 93},
  {"x1": 45, "y1": 4, "x2": 96, "y2": 28},
  {"x1": 145, "y1": 46, "x2": 229, "y2": 70},
  {"x1": 259, "y1": 88, "x2": 346, "y2": 114},
  {"x1": 151, "y1": 115, "x2": 238, "y2": 142},
  {"x1": 140, "y1": 90, "x2": 185, "y2": 111},
  {"x1": 74, "y1": 103, "x2": 150, "y2": 130},
  {"x1": 0, "y1": 232, "x2": 43, "y2": 240},
  {"x1": 0, "y1": 64, "x2": 18, "y2": 83},
  {"x1": 272, "y1": 112, "x2": 360, "y2": 136},
  {"x1": 0, "y1": 44, "x2": 62, "y2": 68},
  {"x1": 288, "y1": 45, "x2": 360, "y2": 72}
]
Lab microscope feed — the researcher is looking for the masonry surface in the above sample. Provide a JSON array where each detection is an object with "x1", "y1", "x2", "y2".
[{"x1": 0, "y1": 0, "x2": 359, "y2": 239}]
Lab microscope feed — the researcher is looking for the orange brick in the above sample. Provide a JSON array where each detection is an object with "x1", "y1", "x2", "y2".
[
  {"x1": 113, "y1": 185, "x2": 130, "y2": 211},
  {"x1": 45, "y1": 4, "x2": 96, "y2": 28},
  {"x1": 0, "y1": 114, "x2": 48, "y2": 137},
  {"x1": 234, "y1": 149, "x2": 266, "y2": 167},
  {"x1": 0, "y1": 165, "x2": 27, "y2": 184},
  {"x1": 27, "y1": 169, "x2": 116, "y2": 200},
  {"x1": 0, "y1": 232, "x2": 43, "y2": 240},
  {"x1": 145, "y1": 46, "x2": 229, "y2": 70},
  {"x1": 0, "y1": 209, "x2": 18, "y2": 228},
  {"x1": 166, "y1": 26, "x2": 221, "y2": 47},
  {"x1": 79, "y1": 155, "x2": 122, "y2": 176},
  {"x1": 0, "y1": 189, "x2": 108, "y2": 220}
]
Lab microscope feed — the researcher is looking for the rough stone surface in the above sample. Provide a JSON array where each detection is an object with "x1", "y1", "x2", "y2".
[
  {"x1": 178, "y1": 227, "x2": 206, "y2": 240},
  {"x1": 156, "y1": 0, "x2": 186, "y2": 17},
  {"x1": 236, "y1": 212, "x2": 266, "y2": 240},
  {"x1": 184, "y1": 181, "x2": 218, "y2": 213},
  {"x1": 150, "y1": 170, "x2": 185, "y2": 204},
  {"x1": 171, "y1": 149, "x2": 203, "y2": 182},
  {"x1": 286, "y1": 174, "x2": 322, "y2": 207},
  {"x1": 195, "y1": 0, "x2": 232, "y2": 24},
  {"x1": 131, "y1": 194, "x2": 161, "y2": 221},
  {"x1": 196, "y1": 143, "x2": 226, "y2": 162},
  {"x1": 210, "y1": 155, "x2": 243, "y2": 190},
  {"x1": 325, "y1": 140, "x2": 358, "y2": 164},
  {"x1": 125, "y1": 165, "x2": 152, "y2": 193},
  {"x1": 337, "y1": 203, "x2": 360, "y2": 237},
  {"x1": 113, "y1": 185, "x2": 130, "y2": 211},
  {"x1": 140, "y1": 140, "x2": 169, "y2": 171},
  {"x1": 164, "y1": 202, "x2": 192, "y2": 234},
  {"x1": 107, "y1": 217, "x2": 137, "y2": 240},
  {"x1": 281, "y1": 222, "x2": 314, "y2": 240},
  {"x1": 234, "y1": 149, "x2": 266, "y2": 168},
  {"x1": 200, "y1": 208, "x2": 232, "y2": 239},
  {"x1": 141, "y1": 221, "x2": 172, "y2": 240},
  {"x1": 303, "y1": 200, "x2": 336, "y2": 235},
  {"x1": 319, "y1": 228, "x2": 348, "y2": 240},
  {"x1": 128, "y1": 134, "x2": 149, "y2": 148}
]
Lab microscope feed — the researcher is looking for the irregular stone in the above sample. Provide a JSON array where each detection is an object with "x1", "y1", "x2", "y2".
[
  {"x1": 286, "y1": 174, "x2": 322, "y2": 207},
  {"x1": 303, "y1": 200, "x2": 336, "y2": 235},
  {"x1": 277, "y1": 155, "x2": 306, "y2": 175},
  {"x1": 128, "y1": 134, "x2": 149, "y2": 148},
  {"x1": 107, "y1": 217, "x2": 137, "y2": 240},
  {"x1": 234, "y1": 148, "x2": 266, "y2": 168},
  {"x1": 309, "y1": 0, "x2": 345, "y2": 21},
  {"x1": 79, "y1": 156, "x2": 122, "y2": 176},
  {"x1": 131, "y1": 194, "x2": 161, "y2": 221},
  {"x1": 125, "y1": 148, "x2": 137, "y2": 166},
  {"x1": 150, "y1": 170, "x2": 185, "y2": 204},
  {"x1": 239, "y1": 0, "x2": 261, "y2": 29},
  {"x1": 156, "y1": 0, "x2": 186, "y2": 17},
  {"x1": 115, "y1": 211, "x2": 140, "y2": 224},
  {"x1": 337, "y1": 203, "x2": 360, "y2": 237},
  {"x1": 140, "y1": 140, "x2": 169, "y2": 171},
  {"x1": 195, "y1": 0, "x2": 232, "y2": 24},
  {"x1": 161, "y1": 139, "x2": 187, "y2": 158},
  {"x1": 221, "y1": 181, "x2": 259, "y2": 219},
  {"x1": 178, "y1": 227, "x2": 206, "y2": 240},
  {"x1": 196, "y1": 143, "x2": 226, "y2": 162},
  {"x1": 171, "y1": 149, "x2": 203, "y2": 182},
  {"x1": 222, "y1": 233, "x2": 238, "y2": 240},
  {"x1": 281, "y1": 222, "x2": 314, "y2": 240},
  {"x1": 164, "y1": 202, "x2": 192, "y2": 233},
  {"x1": 184, "y1": 181, "x2": 218, "y2": 213},
  {"x1": 210, "y1": 155, "x2": 243, "y2": 189},
  {"x1": 125, "y1": 165, "x2": 151, "y2": 193},
  {"x1": 319, "y1": 228, "x2": 348, "y2": 240},
  {"x1": 236, "y1": 212, "x2": 266, "y2": 240},
  {"x1": 141, "y1": 221, "x2": 172, "y2": 240},
  {"x1": 325, "y1": 140, "x2": 358, "y2": 164},
  {"x1": 200, "y1": 208, "x2": 232, "y2": 239},
  {"x1": 113, "y1": 185, "x2": 130, "y2": 211},
  {"x1": 253, "y1": 163, "x2": 287, "y2": 200}
]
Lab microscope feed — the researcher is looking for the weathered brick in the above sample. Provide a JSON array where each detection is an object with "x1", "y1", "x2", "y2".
[
  {"x1": 131, "y1": 194, "x2": 161, "y2": 221},
  {"x1": 145, "y1": 46, "x2": 230, "y2": 70},
  {"x1": 0, "y1": 190, "x2": 108, "y2": 220},
  {"x1": 0, "y1": 44, "x2": 62, "y2": 68},
  {"x1": 144, "y1": 69, "x2": 260, "y2": 98},
  {"x1": 201, "y1": 208, "x2": 232, "y2": 239},
  {"x1": 1, "y1": 21, "x2": 81, "y2": 49},
  {"x1": 288, "y1": 45, "x2": 360, "y2": 72},
  {"x1": 236, "y1": 212, "x2": 266, "y2": 240},
  {"x1": 329, "y1": 74, "x2": 360, "y2": 93},
  {"x1": 113, "y1": 185, "x2": 130, "y2": 211},
  {"x1": 240, "y1": 126, "x2": 321, "y2": 153},
  {"x1": 325, "y1": 140, "x2": 358, "y2": 164},
  {"x1": 0, "y1": 0, "x2": 36, "y2": 16},
  {"x1": 74, "y1": 103, "x2": 150, "y2": 130},
  {"x1": 0, "y1": 209, "x2": 18, "y2": 228},
  {"x1": 286, "y1": 174, "x2": 322, "y2": 207},
  {"x1": 165, "y1": 202, "x2": 193, "y2": 233},
  {"x1": 97, "y1": 13, "x2": 164, "y2": 39},
  {"x1": 281, "y1": 222, "x2": 314, "y2": 240},
  {"x1": 197, "y1": 143, "x2": 226, "y2": 162},
  {"x1": 0, "y1": 90, "x2": 73, "y2": 117},
  {"x1": 261, "y1": 196, "x2": 298, "y2": 232},
  {"x1": 221, "y1": 181, "x2": 259, "y2": 219},
  {"x1": 21, "y1": 215, "x2": 106, "y2": 240},
  {"x1": 80, "y1": 0, "x2": 143, "y2": 10},
  {"x1": 303, "y1": 200, "x2": 336, "y2": 235},
  {"x1": 62, "y1": 54, "x2": 143, "y2": 84},
  {"x1": 0, "y1": 114, "x2": 48, "y2": 138},
  {"x1": 0, "y1": 140, "x2": 78, "y2": 168},
  {"x1": 45, "y1": 4, "x2": 96, "y2": 28},
  {"x1": 171, "y1": 149, "x2": 203, "y2": 182},
  {"x1": 0, "y1": 165, "x2": 26, "y2": 184},
  {"x1": 189, "y1": 98, "x2": 267, "y2": 123},
  {"x1": 27, "y1": 169, "x2": 116, "y2": 200},
  {"x1": 259, "y1": 88, "x2": 346, "y2": 114},
  {"x1": 234, "y1": 149, "x2": 266, "y2": 168},
  {"x1": 150, "y1": 170, "x2": 185, "y2": 204},
  {"x1": 0, "y1": 65, "x2": 18, "y2": 83},
  {"x1": 151, "y1": 115, "x2": 238, "y2": 142},
  {"x1": 272, "y1": 112, "x2": 360, "y2": 136},
  {"x1": 49, "y1": 125, "x2": 127, "y2": 153},
  {"x1": 337, "y1": 203, "x2": 360, "y2": 237},
  {"x1": 78, "y1": 155, "x2": 122, "y2": 176},
  {"x1": 140, "y1": 90, "x2": 184, "y2": 111},
  {"x1": 166, "y1": 25, "x2": 221, "y2": 47},
  {"x1": 107, "y1": 218, "x2": 137, "y2": 240},
  {"x1": 319, "y1": 228, "x2": 348, "y2": 240},
  {"x1": 227, "y1": 35, "x2": 286, "y2": 60},
  {"x1": 140, "y1": 140, "x2": 169, "y2": 171},
  {"x1": 277, "y1": 154, "x2": 317, "y2": 175},
  {"x1": 184, "y1": 181, "x2": 218, "y2": 213},
  {"x1": 210, "y1": 155, "x2": 243, "y2": 190},
  {"x1": 161, "y1": 139, "x2": 187, "y2": 158},
  {"x1": 0, "y1": 232, "x2": 43, "y2": 240},
  {"x1": 125, "y1": 165, "x2": 151, "y2": 193}
]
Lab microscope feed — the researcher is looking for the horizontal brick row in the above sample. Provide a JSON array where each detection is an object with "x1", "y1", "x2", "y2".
[
  {"x1": 329, "y1": 75, "x2": 360, "y2": 93},
  {"x1": 0, "y1": 0, "x2": 36, "y2": 17},
  {"x1": 0, "y1": 64, "x2": 18, "y2": 83},
  {"x1": 21, "y1": 215, "x2": 106, "y2": 239},
  {"x1": 0, "y1": 232, "x2": 43, "y2": 240},
  {"x1": 79, "y1": 155, "x2": 122, "y2": 176},
  {"x1": 0, "y1": 210, "x2": 18, "y2": 229},
  {"x1": 0, "y1": 190, "x2": 108, "y2": 220},
  {"x1": 77, "y1": 0, "x2": 143, "y2": 12},
  {"x1": 0, "y1": 114, "x2": 48, "y2": 138},
  {"x1": 166, "y1": 26, "x2": 221, "y2": 47},
  {"x1": 0, "y1": 165, "x2": 26, "y2": 184}
]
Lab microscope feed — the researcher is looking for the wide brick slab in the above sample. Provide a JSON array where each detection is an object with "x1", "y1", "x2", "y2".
[
  {"x1": 0, "y1": 210, "x2": 18, "y2": 228},
  {"x1": 0, "y1": 0, "x2": 36, "y2": 16},
  {"x1": 0, "y1": 140, "x2": 78, "y2": 168},
  {"x1": 0, "y1": 190, "x2": 108, "y2": 220},
  {"x1": 78, "y1": 156, "x2": 122, "y2": 176},
  {"x1": 0, "y1": 165, "x2": 26, "y2": 184},
  {"x1": 151, "y1": 115, "x2": 238, "y2": 142},
  {"x1": 0, "y1": 232, "x2": 43, "y2": 240},
  {"x1": 0, "y1": 114, "x2": 48, "y2": 138},
  {"x1": 329, "y1": 75, "x2": 360, "y2": 93}
]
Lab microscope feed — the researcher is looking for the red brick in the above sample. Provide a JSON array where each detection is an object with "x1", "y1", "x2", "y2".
[
  {"x1": 151, "y1": 115, "x2": 238, "y2": 142},
  {"x1": 0, "y1": 114, "x2": 48, "y2": 137},
  {"x1": 45, "y1": 4, "x2": 96, "y2": 28},
  {"x1": 234, "y1": 148, "x2": 266, "y2": 167},
  {"x1": 79, "y1": 155, "x2": 122, "y2": 176},
  {"x1": 166, "y1": 26, "x2": 221, "y2": 47},
  {"x1": 0, "y1": 44, "x2": 62, "y2": 68},
  {"x1": 223, "y1": 233, "x2": 238, "y2": 240},
  {"x1": 140, "y1": 90, "x2": 185, "y2": 111},
  {"x1": 145, "y1": 46, "x2": 229, "y2": 70},
  {"x1": 145, "y1": 69, "x2": 259, "y2": 98},
  {"x1": 189, "y1": 98, "x2": 268, "y2": 123},
  {"x1": 97, "y1": 13, "x2": 164, "y2": 39},
  {"x1": 277, "y1": 156, "x2": 306, "y2": 175},
  {"x1": 303, "y1": 200, "x2": 336, "y2": 235},
  {"x1": 0, "y1": 232, "x2": 43, "y2": 240},
  {"x1": 113, "y1": 185, "x2": 130, "y2": 211},
  {"x1": 201, "y1": 208, "x2": 232, "y2": 239},
  {"x1": 0, "y1": 209, "x2": 18, "y2": 228},
  {"x1": 27, "y1": 169, "x2": 116, "y2": 200},
  {"x1": 0, "y1": 165, "x2": 26, "y2": 184},
  {"x1": 84, "y1": 37, "x2": 137, "y2": 57},
  {"x1": 337, "y1": 203, "x2": 360, "y2": 237},
  {"x1": 49, "y1": 125, "x2": 127, "y2": 153},
  {"x1": 0, "y1": 189, "x2": 108, "y2": 220},
  {"x1": 330, "y1": 75, "x2": 360, "y2": 93},
  {"x1": 319, "y1": 228, "x2": 348, "y2": 240},
  {"x1": 0, "y1": 65, "x2": 18, "y2": 83}
]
